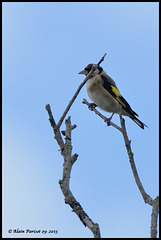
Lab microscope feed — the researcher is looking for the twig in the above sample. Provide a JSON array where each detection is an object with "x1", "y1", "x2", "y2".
[
  {"x1": 97, "y1": 53, "x2": 107, "y2": 66},
  {"x1": 45, "y1": 104, "x2": 64, "y2": 153},
  {"x1": 57, "y1": 53, "x2": 107, "y2": 129}
]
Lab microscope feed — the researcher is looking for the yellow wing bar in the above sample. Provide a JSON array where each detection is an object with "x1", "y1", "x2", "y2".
[{"x1": 111, "y1": 86, "x2": 126, "y2": 108}]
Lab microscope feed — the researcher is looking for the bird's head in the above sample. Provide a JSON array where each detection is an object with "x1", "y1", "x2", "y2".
[{"x1": 79, "y1": 64, "x2": 103, "y2": 76}]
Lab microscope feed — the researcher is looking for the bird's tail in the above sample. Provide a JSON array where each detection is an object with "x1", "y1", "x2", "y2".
[{"x1": 130, "y1": 116, "x2": 148, "y2": 129}]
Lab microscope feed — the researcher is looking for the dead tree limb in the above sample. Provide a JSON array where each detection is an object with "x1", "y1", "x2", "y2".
[
  {"x1": 45, "y1": 104, "x2": 101, "y2": 238},
  {"x1": 82, "y1": 98, "x2": 159, "y2": 238}
]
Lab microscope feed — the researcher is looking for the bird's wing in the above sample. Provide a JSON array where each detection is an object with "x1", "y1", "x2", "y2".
[
  {"x1": 101, "y1": 71, "x2": 118, "y2": 88},
  {"x1": 100, "y1": 74, "x2": 138, "y2": 117}
]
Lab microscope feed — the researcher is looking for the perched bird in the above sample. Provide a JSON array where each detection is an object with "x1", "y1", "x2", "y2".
[{"x1": 79, "y1": 64, "x2": 147, "y2": 129}]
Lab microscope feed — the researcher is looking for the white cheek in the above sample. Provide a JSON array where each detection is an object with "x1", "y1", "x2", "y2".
[{"x1": 94, "y1": 69, "x2": 100, "y2": 75}]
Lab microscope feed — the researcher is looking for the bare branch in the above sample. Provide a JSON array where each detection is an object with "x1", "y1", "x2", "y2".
[
  {"x1": 45, "y1": 108, "x2": 101, "y2": 238},
  {"x1": 45, "y1": 104, "x2": 64, "y2": 153},
  {"x1": 151, "y1": 197, "x2": 159, "y2": 238},
  {"x1": 119, "y1": 115, "x2": 153, "y2": 205},
  {"x1": 45, "y1": 104, "x2": 57, "y2": 128},
  {"x1": 97, "y1": 53, "x2": 107, "y2": 66},
  {"x1": 59, "y1": 116, "x2": 101, "y2": 238},
  {"x1": 83, "y1": 98, "x2": 159, "y2": 237}
]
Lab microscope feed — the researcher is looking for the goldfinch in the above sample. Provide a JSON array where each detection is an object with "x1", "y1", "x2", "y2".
[{"x1": 79, "y1": 64, "x2": 147, "y2": 129}]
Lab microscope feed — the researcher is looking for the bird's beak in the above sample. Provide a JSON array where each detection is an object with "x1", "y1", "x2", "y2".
[{"x1": 78, "y1": 69, "x2": 87, "y2": 75}]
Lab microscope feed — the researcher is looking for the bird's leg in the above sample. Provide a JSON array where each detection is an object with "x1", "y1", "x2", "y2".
[
  {"x1": 88, "y1": 102, "x2": 97, "y2": 111},
  {"x1": 104, "y1": 113, "x2": 115, "y2": 126}
]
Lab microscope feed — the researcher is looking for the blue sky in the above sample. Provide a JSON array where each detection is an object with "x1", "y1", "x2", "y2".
[{"x1": 2, "y1": 2, "x2": 159, "y2": 238}]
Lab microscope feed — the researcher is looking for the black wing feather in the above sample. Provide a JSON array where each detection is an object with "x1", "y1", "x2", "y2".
[{"x1": 101, "y1": 75, "x2": 138, "y2": 117}]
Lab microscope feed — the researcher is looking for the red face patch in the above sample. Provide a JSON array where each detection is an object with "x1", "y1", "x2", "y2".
[{"x1": 85, "y1": 64, "x2": 93, "y2": 70}]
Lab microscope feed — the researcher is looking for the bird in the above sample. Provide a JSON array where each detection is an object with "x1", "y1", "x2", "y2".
[{"x1": 79, "y1": 63, "x2": 147, "y2": 129}]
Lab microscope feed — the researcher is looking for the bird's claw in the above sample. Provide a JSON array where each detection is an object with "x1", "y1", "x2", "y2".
[
  {"x1": 104, "y1": 118, "x2": 112, "y2": 126},
  {"x1": 88, "y1": 103, "x2": 97, "y2": 111}
]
